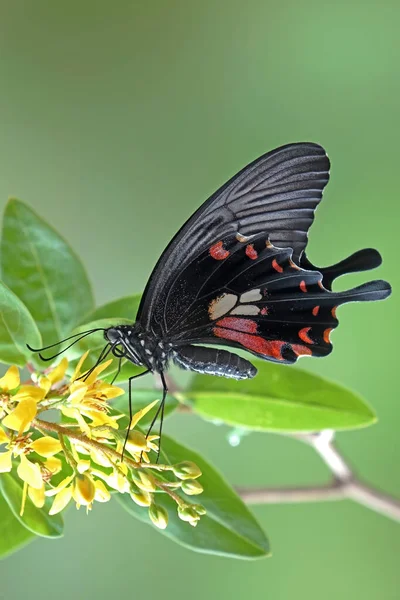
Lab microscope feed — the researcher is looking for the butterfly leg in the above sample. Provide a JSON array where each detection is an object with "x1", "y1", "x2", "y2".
[
  {"x1": 122, "y1": 369, "x2": 151, "y2": 459},
  {"x1": 143, "y1": 372, "x2": 168, "y2": 463}
]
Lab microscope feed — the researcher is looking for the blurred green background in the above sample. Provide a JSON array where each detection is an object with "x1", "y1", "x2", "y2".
[{"x1": 0, "y1": 0, "x2": 399, "y2": 598}]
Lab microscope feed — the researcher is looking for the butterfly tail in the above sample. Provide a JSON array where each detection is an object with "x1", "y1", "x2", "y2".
[{"x1": 300, "y1": 248, "x2": 383, "y2": 290}]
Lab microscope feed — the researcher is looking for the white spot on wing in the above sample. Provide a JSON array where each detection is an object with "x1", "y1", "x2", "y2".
[
  {"x1": 231, "y1": 305, "x2": 260, "y2": 315},
  {"x1": 240, "y1": 289, "x2": 262, "y2": 303},
  {"x1": 208, "y1": 293, "x2": 237, "y2": 320}
]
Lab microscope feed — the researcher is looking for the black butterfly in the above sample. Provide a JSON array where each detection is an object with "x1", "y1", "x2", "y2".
[{"x1": 30, "y1": 143, "x2": 391, "y2": 452}]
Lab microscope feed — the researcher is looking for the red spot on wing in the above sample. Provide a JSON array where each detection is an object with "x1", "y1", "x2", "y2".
[
  {"x1": 331, "y1": 306, "x2": 337, "y2": 318},
  {"x1": 260, "y1": 307, "x2": 268, "y2": 315},
  {"x1": 245, "y1": 244, "x2": 258, "y2": 260},
  {"x1": 300, "y1": 280, "x2": 307, "y2": 293},
  {"x1": 216, "y1": 317, "x2": 258, "y2": 334},
  {"x1": 210, "y1": 241, "x2": 229, "y2": 260},
  {"x1": 312, "y1": 305, "x2": 320, "y2": 316},
  {"x1": 298, "y1": 327, "x2": 313, "y2": 344},
  {"x1": 323, "y1": 328, "x2": 334, "y2": 343},
  {"x1": 214, "y1": 327, "x2": 286, "y2": 360},
  {"x1": 272, "y1": 259, "x2": 283, "y2": 273},
  {"x1": 292, "y1": 344, "x2": 313, "y2": 357}
]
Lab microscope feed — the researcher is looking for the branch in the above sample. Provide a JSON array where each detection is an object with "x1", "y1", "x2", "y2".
[{"x1": 236, "y1": 429, "x2": 400, "y2": 522}]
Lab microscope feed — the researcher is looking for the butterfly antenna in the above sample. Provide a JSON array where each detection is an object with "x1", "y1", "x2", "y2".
[
  {"x1": 76, "y1": 342, "x2": 113, "y2": 382},
  {"x1": 27, "y1": 328, "x2": 105, "y2": 362}
]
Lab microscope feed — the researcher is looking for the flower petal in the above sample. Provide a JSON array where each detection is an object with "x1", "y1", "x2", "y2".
[
  {"x1": 68, "y1": 386, "x2": 88, "y2": 406},
  {"x1": 73, "y1": 474, "x2": 96, "y2": 505},
  {"x1": 47, "y1": 358, "x2": 69, "y2": 385},
  {"x1": 94, "y1": 480, "x2": 111, "y2": 503},
  {"x1": 45, "y1": 456, "x2": 62, "y2": 474},
  {"x1": 49, "y1": 486, "x2": 73, "y2": 515},
  {"x1": 71, "y1": 351, "x2": 90, "y2": 382},
  {"x1": 15, "y1": 385, "x2": 46, "y2": 403},
  {"x1": 45, "y1": 474, "x2": 75, "y2": 496},
  {"x1": 31, "y1": 436, "x2": 62, "y2": 457},
  {"x1": 84, "y1": 359, "x2": 113, "y2": 385},
  {"x1": 17, "y1": 454, "x2": 43, "y2": 489},
  {"x1": 0, "y1": 366, "x2": 20, "y2": 392},
  {"x1": 28, "y1": 484, "x2": 45, "y2": 508},
  {"x1": 0, "y1": 450, "x2": 12, "y2": 472},
  {"x1": 129, "y1": 399, "x2": 159, "y2": 430},
  {"x1": 3, "y1": 398, "x2": 37, "y2": 434},
  {"x1": 0, "y1": 427, "x2": 9, "y2": 445},
  {"x1": 38, "y1": 376, "x2": 52, "y2": 395}
]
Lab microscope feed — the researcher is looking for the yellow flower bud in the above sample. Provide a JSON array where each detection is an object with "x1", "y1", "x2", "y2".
[
  {"x1": 177, "y1": 505, "x2": 201, "y2": 526},
  {"x1": 17, "y1": 454, "x2": 43, "y2": 489},
  {"x1": 173, "y1": 461, "x2": 202, "y2": 480},
  {"x1": 148, "y1": 503, "x2": 169, "y2": 529},
  {"x1": 130, "y1": 487, "x2": 153, "y2": 507},
  {"x1": 126, "y1": 430, "x2": 148, "y2": 452},
  {"x1": 192, "y1": 503, "x2": 207, "y2": 516},
  {"x1": 73, "y1": 474, "x2": 96, "y2": 506},
  {"x1": 132, "y1": 470, "x2": 157, "y2": 492},
  {"x1": 181, "y1": 479, "x2": 204, "y2": 495}
]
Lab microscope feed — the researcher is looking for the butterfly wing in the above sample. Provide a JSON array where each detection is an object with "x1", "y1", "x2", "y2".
[
  {"x1": 165, "y1": 233, "x2": 390, "y2": 372},
  {"x1": 137, "y1": 142, "x2": 330, "y2": 335}
]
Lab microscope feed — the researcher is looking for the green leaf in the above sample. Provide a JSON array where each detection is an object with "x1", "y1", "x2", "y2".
[
  {"x1": 64, "y1": 318, "x2": 143, "y2": 381},
  {"x1": 80, "y1": 294, "x2": 141, "y2": 324},
  {"x1": 116, "y1": 435, "x2": 270, "y2": 559},
  {"x1": 0, "y1": 472, "x2": 64, "y2": 538},
  {"x1": 1, "y1": 199, "x2": 94, "y2": 347},
  {"x1": 112, "y1": 389, "x2": 179, "y2": 424},
  {"x1": 0, "y1": 492, "x2": 36, "y2": 558},
  {"x1": 0, "y1": 281, "x2": 42, "y2": 366},
  {"x1": 185, "y1": 360, "x2": 376, "y2": 431}
]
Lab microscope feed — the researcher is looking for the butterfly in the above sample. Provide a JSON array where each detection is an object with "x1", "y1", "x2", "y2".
[{"x1": 30, "y1": 142, "x2": 391, "y2": 452}]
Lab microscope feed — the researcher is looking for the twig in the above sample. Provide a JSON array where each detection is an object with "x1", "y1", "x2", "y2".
[{"x1": 236, "y1": 429, "x2": 400, "y2": 522}]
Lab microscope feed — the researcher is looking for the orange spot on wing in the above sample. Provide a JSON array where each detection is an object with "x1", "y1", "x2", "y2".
[
  {"x1": 210, "y1": 241, "x2": 229, "y2": 260},
  {"x1": 272, "y1": 259, "x2": 283, "y2": 273},
  {"x1": 289, "y1": 259, "x2": 301, "y2": 271},
  {"x1": 245, "y1": 244, "x2": 258, "y2": 260},
  {"x1": 300, "y1": 280, "x2": 307, "y2": 293},
  {"x1": 216, "y1": 317, "x2": 258, "y2": 334},
  {"x1": 323, "y1": 328, "x2": 334, "y2": 344},
  {"x1": 292, "y1": 344, "x2": 313, "y2": 356},
  {"x1": 213, "y1": 327, "x2": 286, "y2": 360},
  {"x1": 331, "y1": 306, "x2": 338, "y2": 318},
  {"x1": 298, "y1": 327, "x2": 313, "y2": 344},
  {"x1": 312, "y1": 305, "x2": 320, "y2": 316}
]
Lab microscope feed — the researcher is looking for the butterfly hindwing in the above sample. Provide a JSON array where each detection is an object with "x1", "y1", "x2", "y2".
[{"x1": 167, "y1": 233, "x2": 390, "y2": 366}]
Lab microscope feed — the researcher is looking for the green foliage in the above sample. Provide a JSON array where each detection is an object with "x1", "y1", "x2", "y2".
[
  {"x1": 0, "y1": 199, "x2": 380, "y2": 560},
  {"x1": 0, "y1": 281, "x2": 42, "y2": 367},
  {"x1": 1, "y1": 199, "x2": 94, "y2": 347},
  {"x1": 0, "y1": 493, "x2": 36, "y2": 558},
  {"x1": 80, "y1": 294, "x2": 141, "y2": 324},
  {"x1": 185, "y1": 360, "x2": 376, "y2": 431},
  {"x1": 0, "y1": 473, "x2": 64, "y2": 538},
  {"x1": 116, "y1": 435, "x2": 270, "y2": 559}
]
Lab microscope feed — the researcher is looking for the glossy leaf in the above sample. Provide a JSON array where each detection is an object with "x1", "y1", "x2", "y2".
[
  {"x1": 1, "y1": 199, "x2": 94, "y2": 347},
  {"x1": 80, "y1": 294, "x2": 141, "y2": 324},
  {"x1": 0, "y1": 493, "x2": 36, "y2": 558},
  {"x1": 116, "y1": 435, "x2": 270, "y2": 559},
  {"x1": 185, "y1": 360, "x2": 376, "y2": 431},
  {"x1": 0, "y1": 472, "x2": 64, "y2": 538},
  {"x1": 0, "y1": 281, "x2": 42, "y2": 367}
]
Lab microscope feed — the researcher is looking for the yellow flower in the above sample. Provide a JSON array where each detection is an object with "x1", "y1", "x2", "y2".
[
  {"x1": 39, "y1": 357, "x2": 69, "y2": 394},
  {"x1": 0, "y1": 366, "x2": 20, "y2": 391}
]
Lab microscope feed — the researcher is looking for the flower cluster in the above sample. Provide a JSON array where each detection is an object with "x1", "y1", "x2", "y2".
[{"x1": 0, "y1": 355, "x2": 205, "y2": 529}]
